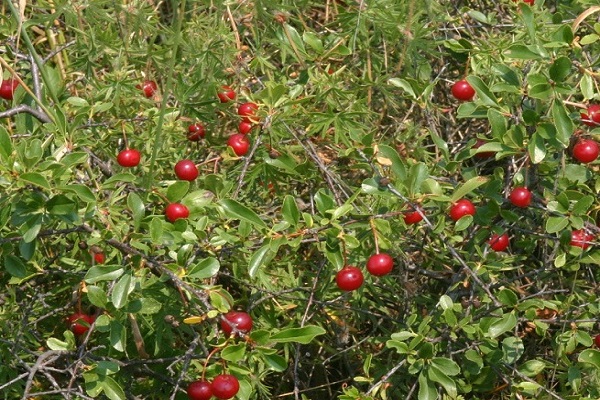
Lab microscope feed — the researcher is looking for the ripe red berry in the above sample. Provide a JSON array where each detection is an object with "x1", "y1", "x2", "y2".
[
  {"x1": 94, "y1": 252, "x2": 105, "y2": 264},
  {"x1": 572, "y1": 139, "x2": 599, "y2": 164},
  {"x1": 403, "y1": 207, "x2": 423, "y2": 225},
  {"x1": 238, "y1": 121, "x2": 253, "y2": 135},
  {"x1": 187, "y1": 380, "x2": 213, "y2": 400},
  {"x1": 117, "y1": 149, "x2": 141, "y2": 167},
  {"x1": 581, "y1": 104, "x2": 600, "y2": 126},
  {"x1": 138, "y1": 80, "x2": 157, "y2": 98},
  {"x1": 488, "y1": 233, "x2": 509, "y2": 252},
  {"x1": 473, "y1": 139, "x2": 495, "y2": 159},
  {"x1": 451, "y1": 79, "x2": 475, "y2": 101},
  {"x1": 570, "y1": 229, "x2": 594, "y2": 249},
  {"x1": 227, "y1": 134, "x2": 250, "y2": 156},
  {"x1": 187, "y1": 123, "x2": 206, "y2": 141},
  {"x1": 67, "y1": 312, "x2": 95, "y2": 336},
  {"x1": 211, "y1": 374, "x2": 240, "y2": 400},
  {"x1": 0, "y1": 78, "x2": 19, "y2": 100},
  {"x1": 220, "y1": 311, "x2": 253, "y2": 336},
  {"x1": 366, "y1": 253, "x2": 394, "y2": 276},
  {"x1": 449, "y1": 199, "x2": 476, "y2": 221},
  {"x1": 165, "y1": 203, "x2": 190, "y2": 222},
  {"x1": 509, "y1": 187, "x2": 532, "y2": 208},
  {"x1": 217, "y1": 85, "x2": 236, "y2": 103},
  {"x1": 237, "y1": 102, "x2": 259, "y2": 123},
  {"x1": 174, "y1": 160, "x2": 199, "y2": 181},
  {"x1": 595, "y1": 334, "x2": 600, "y2": 348},
  {"x1": 336, "y1": 266, "x2": 364, "y2": 291}
]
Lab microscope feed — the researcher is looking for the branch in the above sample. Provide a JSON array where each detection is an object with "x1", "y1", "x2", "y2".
[{"x1": 0, "y1": 104, "x2": 52, "y2": 123}]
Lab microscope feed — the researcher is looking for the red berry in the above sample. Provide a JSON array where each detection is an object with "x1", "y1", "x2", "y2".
[
  {"x1": 94, "y1": 252, "x2": 105, "y2": 264},
  {"x1": 138, "y1": 80, "x2": 157, "y2": 98},
  {"x1": 211, "y1": 374, "x2": 240, "y2": 400},
  {"x1": 451, "y1": 79, "x2": 475, "y2": 101},
  {"x1": 403, "y1": 207, "x2": 423, "y2": 225},
  {"x1": 581, "y1": 104, "x2": 600, "y2": 126},
  {"x1": 187, "y1": 380, "x2": 213, "y2": 400},
  {"x1": 570, "y1": 229, "x2": 594, "y2": 249},
  {"x1": 335, "y1": 266, "x2": 364, "y2": 291},
  {"x1": 217, "y1": 85, "x2": 236, "y2": 103},
  {"x1": 117, "y1": 149, "x2": 141, "y2": 167},
  {"x1": 237, "y1": 102, "x2": 259, "y2": 123},
  {"x1": 572, "y1": 139, "x2": 599, "y2": 164},
  {"x1": 165, "y1": 203, "x2": 189, "y2": 222},
  {"x1": 595, "y1": 334, "x2": 600, "y2": 348},
  {"x1": 238, "y1": 121, "x2": 253, "y2": 135},
  {"x1": 449, "y1": 199, "x2": 476, "y2": 221},
  {"x1": 67, "y1": 312, "x2": 95, "y2": 336},
  {"x1": 227, "y1": 134, "x2": 250, "y2": 156},
  {"x1": 187, "y1": 123, "x2": 206, "y2": 141},
  {"x1": 0, "y1": 78, "x2": 19, "y2": 100},
  {"x1": 174, "y1": 160, "x2": 199, "y2": 181},
  {"x1": 488, "y1": 233, "x2": 509, "y2": 252},
  {"x1": 509, "y1": 187, "x2": 532, "y2": 208},
  {"x1": 366, "y1": 253, "x2": 394, "y2": 276},
  {"x1": 220, "y1": 311, "x2": 253, "y2": 336},
  {"x1": 473, "y1": 139, "x2": 495, "y2": 159}
]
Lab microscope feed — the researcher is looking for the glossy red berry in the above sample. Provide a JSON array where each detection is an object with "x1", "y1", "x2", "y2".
[
  {"x1": 449, "y1": 199, "x2": 476, "y2": 221},
  {"x1": 174, "y1": 160, "x2": 199, "y2": 181},
  {"x1": 366, "y1": 253, "x2": 394, "y2": 276},
  {"x1": 403, "y1": 207, "x2": 423, "y2": 225},
  {"x1": 117, "y1": 149, "x2": 141, "y2": 167},
  {"x1": 227, "y1": 134, "x2": 250, "y2": 156},
  {"x1": 165, "y1": 203, "x2": 189, "y2": 222},
  {"x1": 94, "y1": 252, "x2": 105, "y2": 264},
  {"x1": 217, "y1": 85, "x2": 236, "y2": 103},
  {"x1": 138, "y1": 80, "x2": 157, "y2": 98},
  {"x1": 211, "y1": 374, "x2": 240, "y2": 400},
  {"x1": 581, "y1": 104, "x2": 600, "y2": 126},
  {"x1": 509, "y1": 187, "x2": 532, "y2": 208},
  {"x1": 0, "y1": 78, "x2": 19, "y2": 100},
  {"x1": 187, "y1": 380, "x2": 213, "y2": 400},
  {"x1": 572, "y1": 139, "x2": 599, "y2": 164},
  {"x1": 237, "y1": 102, "x2": 259, "y2": 123},
  {"x1": 451, "y1": 79, "x2": 475, "y2": 101},
  {"x1": 473, "y1": 139, "x2": 495, "y2": 159},
  {"x1": 187, "y1": 123, "x2": 206, "y2": 141},
  {"x1": 68, "y1": 312, "x2": 95, "y2": 336},
  {"x1": 220, "y1": 311, "x2": 253, "y2": 336},
  {"x1": 238, "y1": 121, "x2": 253, "y2": 135},
  {"x1": 336, "y1": 266, "x2": 364, "y2": 291},
  {"x1": 489, "y1": 233, "x2": 509, "y2": 252},
  {"x1": 595, "y1": 334, "x2": 600, "y2": 348},
  {"x1": 570, "y1": 229, "x2": 594, "y2": 249}
]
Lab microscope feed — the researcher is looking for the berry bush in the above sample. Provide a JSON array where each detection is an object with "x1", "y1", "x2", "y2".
[{"x1": 1, "y1": 0, "x2": 600, "y2": 399}]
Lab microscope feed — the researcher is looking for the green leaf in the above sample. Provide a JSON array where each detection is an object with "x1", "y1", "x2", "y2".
[
  {"x1": 85, "y1": 265, "x2": 125, "y2": 283},
  {"x1": 580, "y1": 74, "x2": 594, "y2": 100},
  {"x1": 428, "y1": 364, "x2": 457, "y2": 397},
  {"x1": 518, "y1": 360, "x2": 546, "y2": 377},
  {"x1": 551, "y1": 100, "x2": 573, "y2": 147},
  {"x1": 504, "y1": 44, "x2": 543, "y2": 60},
  {"x1": 376, "y1": 144, "x2": 407, "y2": 182},
  {"x1": 0, "y1": 126, "x2": 12, "y2": 162},
  {"x1": 466, "y1": 75, "x2": 499, "y2": 107},
  {"x1": 264, "y1": 353, "x2": 288, "y2": 372},
  {"x1": 47, "y1": 336, "x2": 73, "y2": 351},
  {"x1": 450, "y1": 176, "x2": 489, "y2": 203},
  {"x1": 302, "y1": 31, "x2": 323, "y2": 53},
  {"x1": 549, "y1": 56, "x2": 572, "y2": 82},
  {"x1": 187, "y1": 257, "x2": 220, "y2": 279},
  {"x1": 101, "y1": 375, "x2": 126, "y2": 400},
  {"x1": 579, "y1": 349, "x2": 600, "y2": 369},
  {"x1": 488, "y1": 312, "x2": 517, "y2": 339},
  {"x1": 388, "y1": 78, "x2": 417, "y2": 98},
  {"x1": 545, "y1": 216, "x2": 569, "y2": 234},
  {"x1": 502, "y1": 336, "x2": 524, "y2": 364},
  {"x1": 270, "y1": 325, "x2": 326, "y2": 344},
  {"x1": 219, "y1": 199, "x2": 267, "y2": 229},
  {"x1": 431, "y1": 357, "x2": 460, "y2": 376},
  {"x1": 127, "y1": 192, "x2": 145, "y2": 231},
  {"x1": 282, "y1": 195, "x2": 300, "y2": 227},
  {"x1": 111, "y1": 273, "x2": 133, "y2": 309},
  {"x1": 407, "y1": 163, "x2": 428, "y2": 196},
  {"x1": 221, "y1": 343, "x2": 247, "y2": 362},
  {"x1": 572, "y1": 195, "x2": 594, "y2": 216},
  {"x1": 528, "y1": 132, "x2": 546, "y2": 164},
  {"x1": 4, "y1": 255, "x2": 27, "y2": 277},
  {"x1": 87, "y1": 285, "x2": 108, "y2": 308},
  {"x1": 249, "y1": 241, "x2": 277, "y2": 278},
  {"x1": 166, "y1": 181, "x2": 190, "y2": 202},
  {"x1": 418, "y1": 371, "x2": 436, "y2": 400},
  {"x1": 19, "y1": 172, "x2": 51, "y2": 190},
  {"x1": 58, "y1": 184, "x2": 96, "y2": 203}
]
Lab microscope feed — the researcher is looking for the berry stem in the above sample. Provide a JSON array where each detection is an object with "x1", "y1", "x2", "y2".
[{"x1": 369, "y1": 217, "x2": 380, "y2": 254}]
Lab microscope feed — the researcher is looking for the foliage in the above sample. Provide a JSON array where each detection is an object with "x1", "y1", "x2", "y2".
[{"x1": 1, "y1": 0, "x2": 600, "y2": 399}]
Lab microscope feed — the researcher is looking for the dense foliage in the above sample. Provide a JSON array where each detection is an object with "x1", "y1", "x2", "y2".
[{"x1": 1, "y1": 0, "x2": 600, "y2": 399}]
